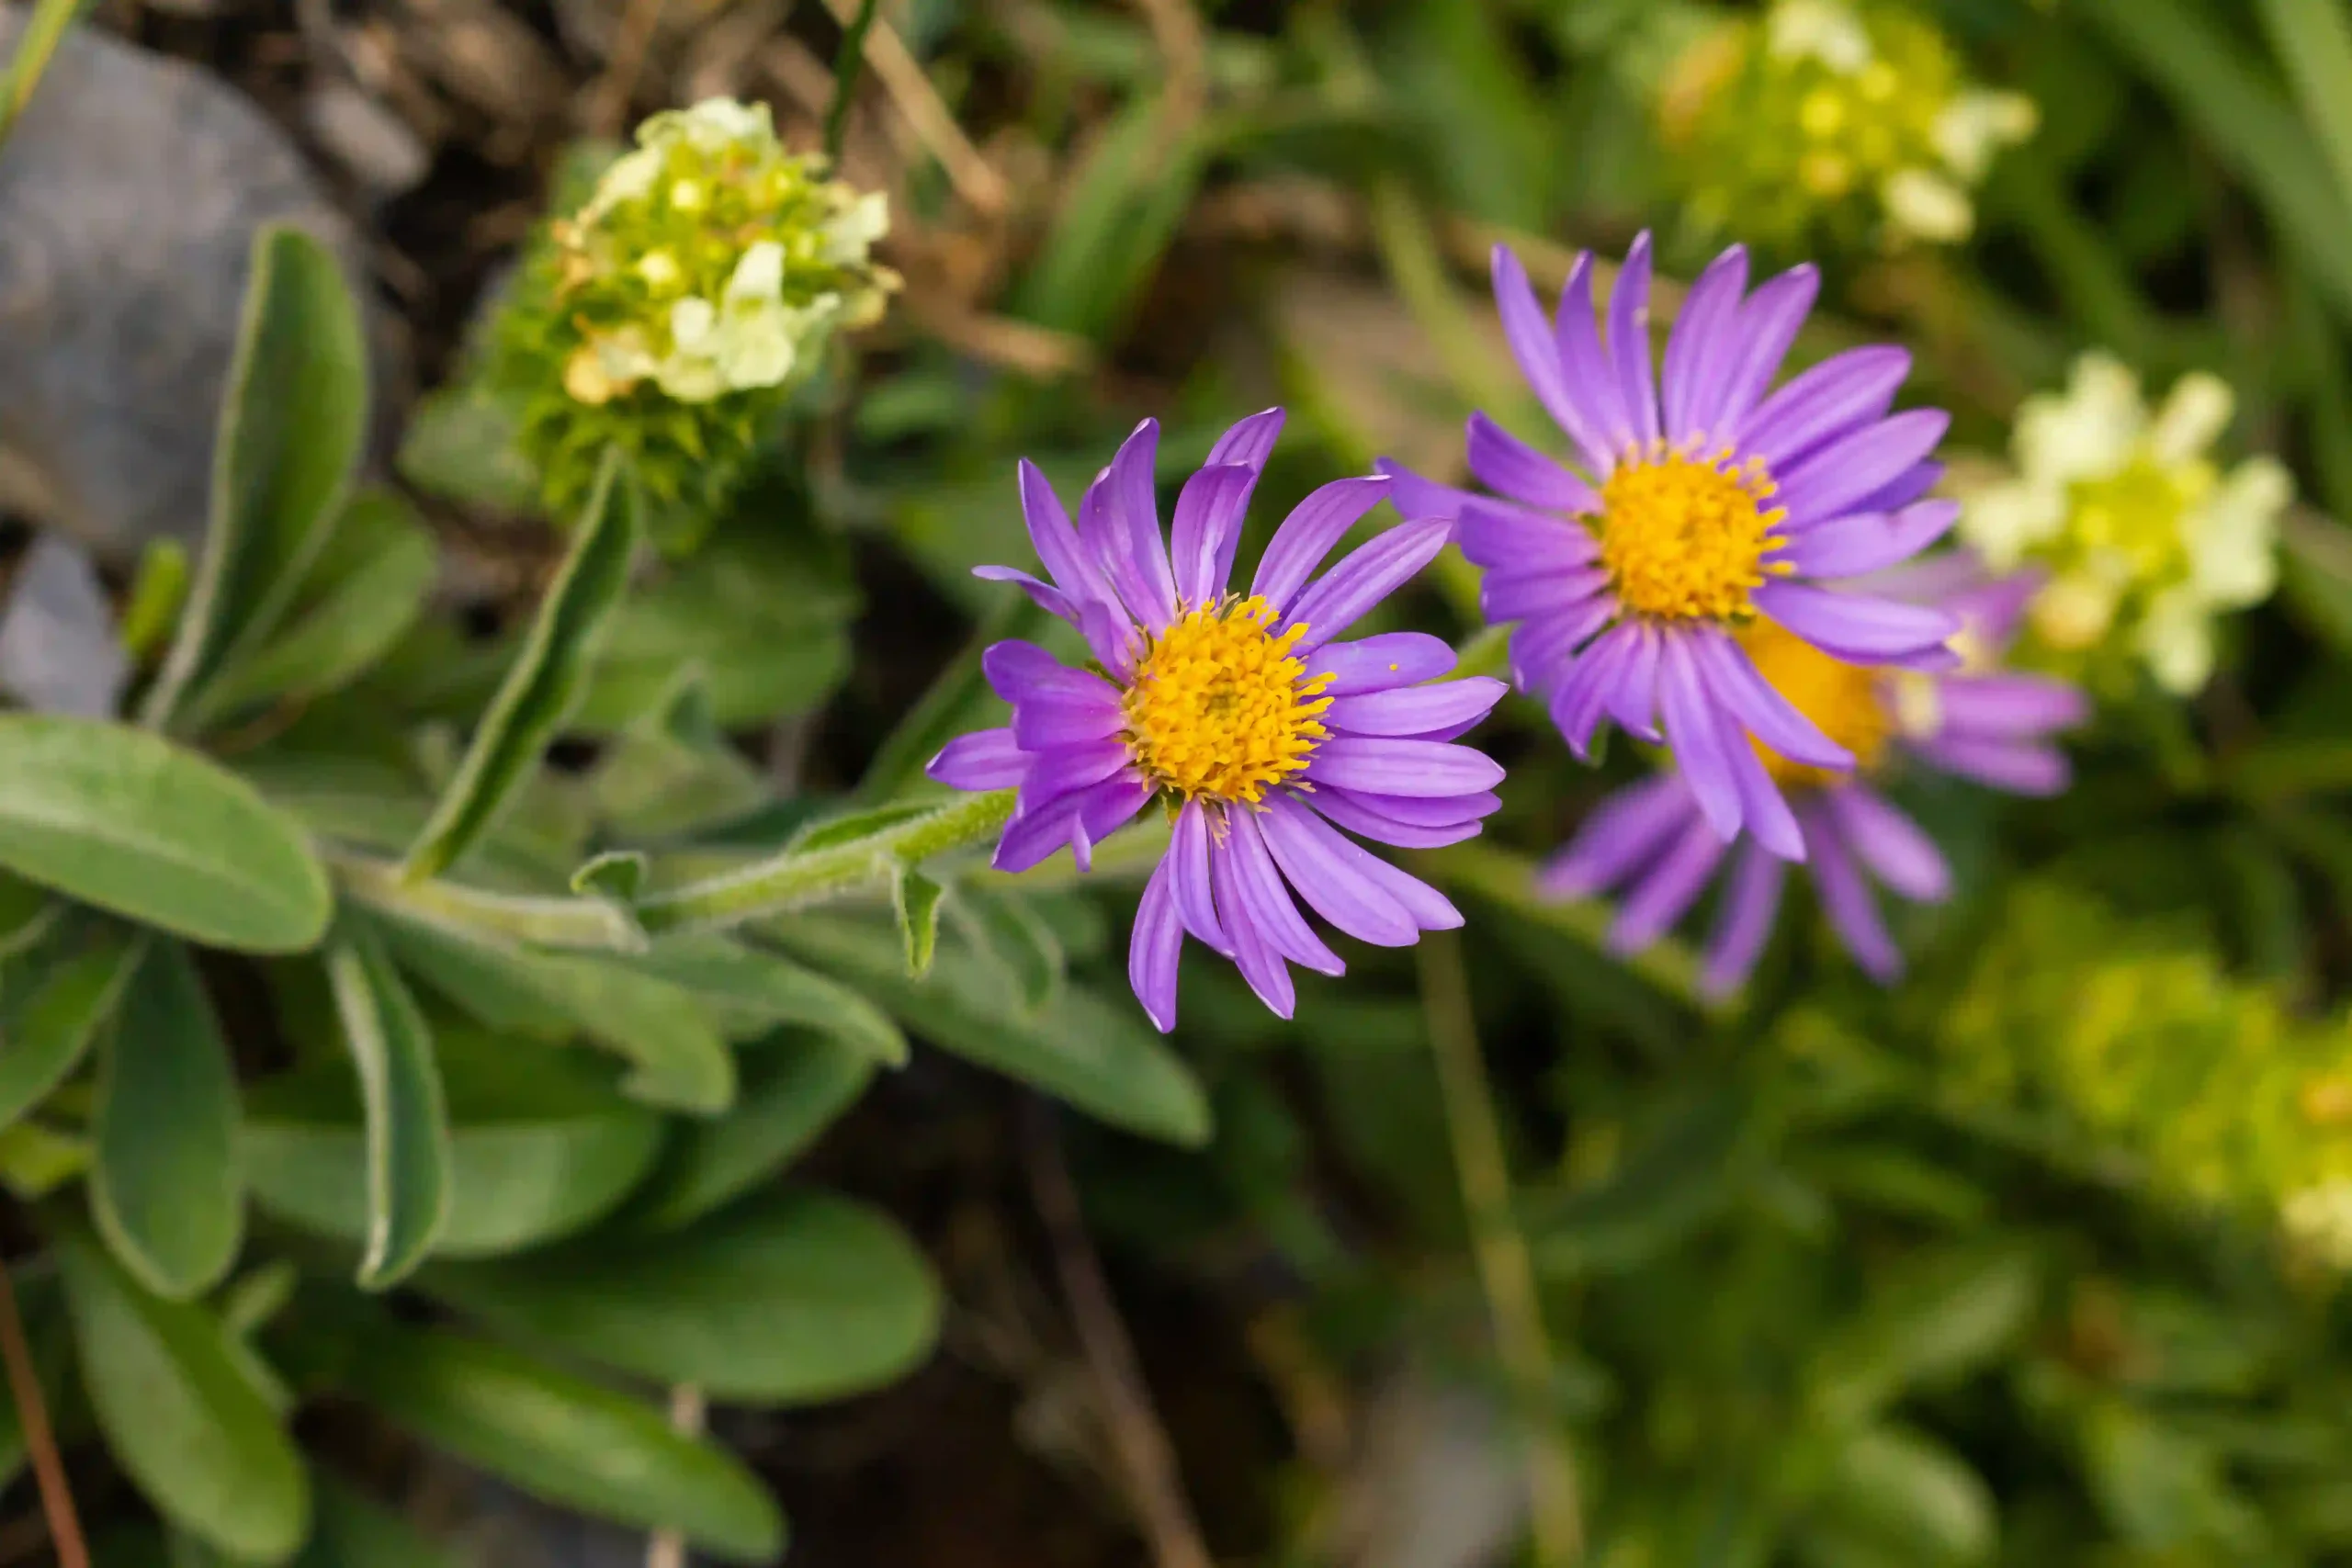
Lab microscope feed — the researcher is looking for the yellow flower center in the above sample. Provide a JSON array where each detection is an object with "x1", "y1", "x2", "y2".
[
  {"x1": 1737, "y1": 617, "x2": 1891, "y2": 789},
  {"x1": 1121, "y1": 596, "x2": 1333, "y2": 805},
  {"x1": 1595, "y1": 446, "x2": 1790, "y2": 622},
  {"x1": 2066, "y1": 453, "x2": 2213, "y2": 583}
]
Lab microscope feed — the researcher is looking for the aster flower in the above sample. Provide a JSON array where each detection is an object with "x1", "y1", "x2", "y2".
[
  {"x1": 926, "y1": 412, "x2": 1507, "y2": 1032},
  {"x1": 1384, "y1": 237, "x2": 1962, "y2": 863},
  {"x1": 1657, "y1": 0, "x2": 2036, "y2": 251},
  {"x1": 1955, "y1": 351, "x2": 2291, "y2": 694},
  {"x1": 1544, "y1": 557, "x2": 2084, "y2": 995}
]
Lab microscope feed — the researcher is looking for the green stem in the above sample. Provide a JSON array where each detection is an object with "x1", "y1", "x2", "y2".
[
  {"x1": 823, "y1": 0, "x2": 884, "y2": 168},
  {"x1": 333, "y1": 852, "x2": 647, "y2": 951},
  {"x1": 1417, "y1": 930, "x2": 1583, "y2": 1568},
  {"x1": 633, "y1": 787, "x2": 1017, "y2": 936},
  {"x1": 0, "y1": 0, "x2": 88, "y2": 155}
]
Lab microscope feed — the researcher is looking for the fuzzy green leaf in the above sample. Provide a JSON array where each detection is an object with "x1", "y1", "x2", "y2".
[{"x1": 323, "y1": 930, "x2": 453, "y2": 1288}]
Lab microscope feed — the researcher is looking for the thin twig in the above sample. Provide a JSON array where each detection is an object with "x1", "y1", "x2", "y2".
[
  {"x1": 0, "y1": 1259, "x2": 85, "y2": 1568},
  {"x1": 1416, "y1": 931, "x2": 1583, "y2": 1568},
  {"x1": 645, "y1": 1384, "x2": 706, "y2": 1568},
  {"x1": 584, "y1": 0, "x2": 671, "y2": 139},
  {"x1": 1022, "y1": 1100, "x2": 1214, "y2": 1568},
  {"x1": 815, "y1": 0, "x2": 1008, "y2": 214}
]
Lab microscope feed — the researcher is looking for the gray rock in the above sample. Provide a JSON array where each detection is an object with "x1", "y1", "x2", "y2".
[
  {"x1": 0, "y1": 8, "x2": 379, "y2": 562},
  {"x1": 0, "y1": 533, "x2": 129, "y2": 717}
]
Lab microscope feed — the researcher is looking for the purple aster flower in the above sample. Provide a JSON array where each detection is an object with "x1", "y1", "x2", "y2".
[
  {"x1": 925, "y1": 410, "x2": 1508, "y2": 1032},
  {"x1": 1381, "y1": 236, "x2": 1964, "y2": 863},
  {"x1": 1545, "y1": 555, "x2": 2085, "y2": 995}
]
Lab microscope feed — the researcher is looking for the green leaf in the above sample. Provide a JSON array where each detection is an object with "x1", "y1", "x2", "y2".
[
  {"x1": 90, "y1": 942, "x2": 243, "y2": 1300},
  {"x1": 571, "y1": 849, "x2": 648, "y2": 900},
  {"x1": 623, "y1": 933, "x2": 908, "y2": 1064},
  {"x1": 141, "y1": 224, "x2": 368, "y2": 733},
  {"x1": 54, "y1": 1220, "x2": 310, "y2": 1563},
  {"x1": 374, "y1": 913, "x2": 734, "y2": 1113},
  {"x1": 0, "y1": 927, "x2": 139, "y2": 1131},
  {"x1": 1523, "y1": 1086, "x2": 1750, "y2": 1276},
  {"x1": 766, "y1": 913, "x2": 1211, "y2": 1145},
  {"x1": 955, "y1": 888, "x2": 1064, "y2": 1016},
  {"x1": 424, "y1": 1188, "x2": 939, "y2": 1403},
  {"x1": 627, "y1": 1036, "x2": 875, "y2": 1231},
  {"x1": 2257, "y1": 0, "x2": 2352, "y2": 226},
  {"x1": 323, "y1": 930, "x2": 452, "y2": 1289},
  {"x1": 1816, "y1": 1425, "x2": 1996, "y2": 1564},
  {"x1": 1806, "y1": 1247, "x2": 2041, "y2": 1428},
  {"x1": 0, "y1": 715, "x2": 332, "y2": 953},
  {"x1": 401, "y1": 449, "x2": 640, "y2": 883},
  {"x1": 396, "y1": 378, "x2": 540, "y2": 513},
  {"x1": 892, "y1": 866, "x2": 944, "y2": 977},
  {"x1": 187, "y1": 492, "x2": 437, "y2": 728},
  {"x1": 341, "y1": 1321, "x2": 784, "y2": 1562},
  {"x1": 245, "y1": 1029, "x2": 663, "y2": 1257}
]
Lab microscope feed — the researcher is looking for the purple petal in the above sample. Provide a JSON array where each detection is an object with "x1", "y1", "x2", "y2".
[
  {"x1": 1257, "y1": 794, "x2": 1419, "y2": 946},
  {"x1": 1775, "y1": 502, "x2": 1957, "y2": 580},
  {"x1": 1658, "y1": 633, "x2": 1742, "y2": 840},
  {"x1": 1708, "y1": 264, "x2": 1819, "y2": 437},
  {"x1": 1754, "y1": 581, "x2": 1960, "y2": 661},
  {"x1": 1107, "y1": 420, "x2": 1178, "y2": 629},
  {"x1": 1075, "y1": 596, "x2": 1142, "y2": 682},
  {"x1": 1018, "y1": 458, "x2": 1114, "y2": 607},
  {"x1": 1170, "y1": 799, "x2": 1231, "y2": 956},
  {"x1": 1931, "y1": 674, "x2": 2089, "y2": 739},
  {"x1": 1686, "y1": 624, "x2": 1850, "y2": 771},
  {"x1": 1538, "y1": 773, "x2": 1697, "y2": 897},
  {"x1": 1327, "y1": 677, "x2": 1506, "y2": 738},
  {"x1": 1771, "y1": 409, "x2": 1951, "y2": 528},
  {"x1": 1337, "y1": 789, "x2": 1499, "y2": 828},
  {"x1": 984, "y1": 639, "x2": 1121, "y2": 708},
  {"x1": 1169, "y1": 463, "x2": 1256, "y2": 606},
  {"x1": 1601, "y1": 622, "x2": 1663, "y2": 740},
  {"x1": 972, "y1": 564, "x2": 1080, "y2": 625},
  {"x1": 927, "y1": 727, "x2": 1027, "y2": 790},
  {"x1": 1510, "y1": 595, "x2": 1620, "y2": 695},
  {"x1": 1544, "y1": 624, "x2": 1641, "y2": 759},
  {"x1": 1914, "y1": 736, "x2": 2072, "y2": 795},
  {"x1": 1081, "y1": 776, "x2": 1152, "y2": 843},
  {"x1": 1662, "y1": 244, "x2": 1749, "y2": 446},
  {"x1": 1310, "y1": 787, "x2": 1491, "y2": 849},
  {"x1": 1224, "y1": 809, "x2": 1344, "y2": 975},
  {"x1": 1467, "y1": 413, "x2": 1598, "y2": 511},
  {"x1": 1016, "y1": 738, "x2": 1133, "y2": 812},
  {"x1": 1713, "y1": 703, "x2": 1806, "y2": 862},
  {"x1": 1482, "y1": 564, "x2": 1610, "y2": 626},
  {"x1": 1006, "y1": 694, "x2": 1123, "y2": 752},
  {"x1": 1207, "y1": 407, "x2": 1286, "y2": 469},
  {"x1": 1611, "y1": 818, "x2": 1729, "y2": 953},
  {"x1": 1824, "y1": 784, "x2": 1951, "y2": 902},
  {"x1": 1287, "y1": 518, "x2": 1453, "y2": 652},
  {"x1": 1609, "y1": 232, "x2": 1661, "y2": 450},
  {"x1": 1128, "y1": 855, "x2": 1183, "y2": 1032},
  {"x1": 1274, "y1": 797, "x2": 1464, "y2": 931},
  {"x1": 992, "y1": 791, "x2": 1088, "y2": 874},
  {"x1": 1456, "y1": 499, "x2": 1600, "y2": 571},
  {"x1": 1313, "y1": 632, "x2": 1458, "y2": 695},
  {"x1": 1308, "y1": 736, "x2": 1506, "y2": 796},
  {"x1": 1373, "y1": 457, "x2": 1478, "y2": 525},
  {"x1": 1701, "y1": 842, "x2": 1788, "y2": 998},
  {"x1": 1849, "y1": 460, "x2": 1942, "y2": 517},
  {"x1": 1251, "y1": 476, "x2": 1394, "y2": 612},
  {"x1": 1738, "y1": 345, "x2": 1911, "y2": 470},
  {"x1": 1215, "y1": 837, "x2": 1295, "y2": 1019},
  {"x1": 1553, "y1": 252, "x2": 1634, "y2": 467},
  {"x1": 1804, "y1": 802, "x2": 1902, "y2": 981},
  {"x1": 1494, "y1": 245, "x2": 1611, "y2": 471}
]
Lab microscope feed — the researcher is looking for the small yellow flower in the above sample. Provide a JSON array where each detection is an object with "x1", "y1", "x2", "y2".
[
  {"x1": 1657, "y1": 0, "x2": 2035, "y2": 253},
  {"x1": 1956, "y1": 352, "x2": 2291, "y2": 694}
]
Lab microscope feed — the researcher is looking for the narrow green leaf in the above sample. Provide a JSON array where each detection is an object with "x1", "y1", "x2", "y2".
[
  {"x1": 188, "y1": 492, "x2": 437, "y2": 728},
  {"x1": 0, "y1": 715, "x2": 332, "y2": 953},
  {"x1": 90, "y1": 942, "x2": 243, "y2": 1300},
  {"x1": 955, "y1": 888, "x2": 1064, "y2": 1016},
  {"x1": 624, "y1": 933, "x2": 908, "y2": 1063},
  {"x1": 1819, "y1": 1424, "x2": 1996, "y2": 1564},
  {"x1": 424, "y1": 1189, "x2": 938, "y2": 1404},
  {"x1": 0, "y1": 927, "x2": 138, "y2": 1130},
  {"x1": 2257, "y1": 0, "x2": 2352, "y2": 226},
  {"x1": 54, "y1": 1221, "x2": 310, "y2": 1563},
  {"x1": 374, "y1": 913, "x2": 734, "y2": 1113},
  {"x1": 1806, "y1": 1247, "x2": 2041, "y2": 1428},
  {"x1": 764, "y1": 913, "x2": 1211, "y2": 1145},
  {"x1": 0, "y1": 0, "x2": 96, "y2": 152},
  {"x1": 396, "y1": 378, "x2": 539, "y2": 513},
  {"x1": 1523, "y1": 1086, "x2": 1750, "y2": 1277},
  {"x1": 141, "y1": 224, "x2": 368, "y2": 732},
  {"x1": 342, "y1": 1322, "x2": 784, "y2": 1562},
  {"x1": 246, "y1": 1031, "x2": 663, "y2": 1257},
  {"x1": 324, "y1": 931, "x2": 452, "y2": 1289},
  {"x1": 627, "y1": 1037, "x2": 875, "y2": 1231},
  {"x1": 571, "y1": 849, "x2": 648, "y2": 901},
  {"x1": 293, "y1": 1472, "x2": 464, "y2": 1568},
  {"x1": 892, "y1": 866, "x2": 944, "y2": 977},
  {"x1": 0, "y1": 867, "x2": 54, "y2": 958},
  {"x1": 401, "y1": 449, "x2": 640, "y2": 883}
]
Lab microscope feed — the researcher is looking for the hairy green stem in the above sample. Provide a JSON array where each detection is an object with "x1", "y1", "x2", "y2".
[{"x1": 1417, "y1": 930, "x2": 1583, "y2": 1567}]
